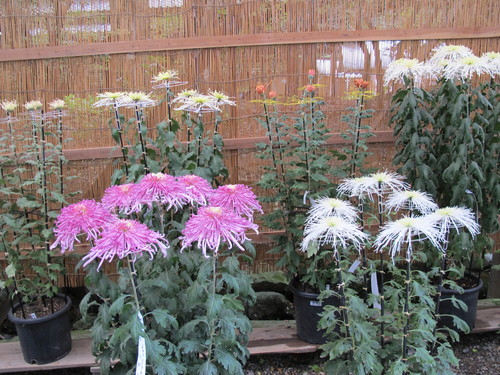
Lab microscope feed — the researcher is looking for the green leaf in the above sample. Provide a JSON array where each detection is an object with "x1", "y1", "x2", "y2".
[{"x1": 198, "y1": 361, "x2": 217, "y2": 375}]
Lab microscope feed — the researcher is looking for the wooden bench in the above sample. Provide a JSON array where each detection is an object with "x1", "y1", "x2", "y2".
[{"x1": 1, "y1": 306, "x2": 498, "y2": 374}]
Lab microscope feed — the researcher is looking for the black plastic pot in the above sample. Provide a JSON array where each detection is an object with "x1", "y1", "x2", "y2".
[
  {"x1": 438, "y1": 276, "x2": 483, "y2": 334},
  {"x1": 8, "y1": 294, "x2": 72, "y2": 364},
  {"x1": 289, "y1": 277, "x2": 340, "y2": 344}
]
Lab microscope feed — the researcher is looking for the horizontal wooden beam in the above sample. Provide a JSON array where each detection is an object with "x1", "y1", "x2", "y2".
[
  {"x1": 1, "y1": 27, "x2": 498, "y2": 62},
  {"x1": 63, "y1": 131, "x2": 394, "y2": 161}
]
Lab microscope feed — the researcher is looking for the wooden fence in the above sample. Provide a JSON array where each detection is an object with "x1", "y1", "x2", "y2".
[{"x1": 0, "y1": 0, "x2": 499, "y2": 278}]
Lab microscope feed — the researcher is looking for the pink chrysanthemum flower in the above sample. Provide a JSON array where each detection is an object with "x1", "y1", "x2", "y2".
[
  {"x1": 82, "y1": 219, "x2": 169, "y2": 270},
  {"x1": 101, "y1": 183, "x2": 136, "y2": 212},
  {"x1": 180, "y1": 206, "x2": 258, "y2": 257},
  {"x1": 128, "y1": 173, "x2": 192, "y2": 212},
  {"x1": 178, "y1": 175, "x2": 214, "y2": 206},
  {"x1": 209, "y1": 184, "x2": 263, "y2": 218},
  {"x1": 51, "y1": 200, "x2": 115, "y2": 253}
]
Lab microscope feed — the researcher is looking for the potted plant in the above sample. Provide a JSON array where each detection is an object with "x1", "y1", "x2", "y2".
[
  {"x1": 253, "y1": 72, "x2": 377, "y2": 343},
  {"x1": 59, "y1": 71, "x2": 262, "y2": 374},
  {"x1": 312, "y1": 175, "x2": 463, "y2": 374},
  {"x1": 0, "y1": 98, "x2": 74, "y2": 364},
  {"x1": 385, "y1": 44, "x2": 499, "y2": 332}
]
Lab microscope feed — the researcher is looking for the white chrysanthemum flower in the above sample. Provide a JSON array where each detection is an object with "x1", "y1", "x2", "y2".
[
  {"x1": 443, "y1": 55, "x2": 494, "y2": 81},
  {"x1": 152, "y1": 70, "x2": 179, "y2": 82},
  {"x1": 24, "y1": 100, "x2": 43, "y2": 111},
  {"x1": 301, "y1": 216, "x2": 368, "y2": 255},
  {"x1": 171, "y1": 89, "x2": 199, "y2": 104},
  {"x1": 375, "y1": 216, "x2": 442, "y2": 261},
  {"x1": 151, "y1": 70, "x2": 187, "y2": 88},
  {"x1": 93, "y1": 92, "x2": 126, "y2": 108},
  {"x1": 481, "y1": 51, "x2": 500, "y2": 75},
  {"x1": 383, "y1": 58, "x2": 432, "y2": 86},
  {"x1": 385, "y1": 190, "x2": 438, "y2": 214},
  {"x1": 174, "y1": 94, "x2": 221, "y2": 113},
  {"x1": 369, "y1": 171, "x2": 409, "y2": 195},
  {"x1": 305, "y1": 197, "x2": 358, "y2": 224},
  {"x1": 337, "y1": 176, "x2": 378, "y2": 200},
  {"x1": 429, "y1": 44, "x2": 474, "y2": 63},
  {"x1": 1, "y1": 100, "x2": 17, "y2": 113},
  {"x1": 49, "y1": 99, "x2": 65, "y2": 110},
  {"x1": 426, "y1": 206, "x2": 480, "y2": 239},
  {"x1": 120, "y1": 91, "x2": 157, "y2": 108},
  {"x1": 209, "y1": 90, "x2": 236, "y2": 106}
]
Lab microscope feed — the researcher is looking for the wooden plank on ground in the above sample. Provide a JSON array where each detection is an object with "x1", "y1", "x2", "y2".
[
  {"x1": 472, "y1": 307, "x2": 500, "y2": 333},
  {"x1": 0, "y1": 337, "x2": 96, "y2": 373},
  {"x1": 1, "y1": 308, "x2": 498, "y2": 373}
]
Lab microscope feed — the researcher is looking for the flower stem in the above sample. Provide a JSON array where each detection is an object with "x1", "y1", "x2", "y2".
[
  {"x1": 113, "y1": 103, "x2": 129, "y2": 177},
  {"x1": 134, "y1": 105, "x2": 149, "y2": 173},
  {"x1": 402, "y1": 256, "x2": 411, "y2": 362}
]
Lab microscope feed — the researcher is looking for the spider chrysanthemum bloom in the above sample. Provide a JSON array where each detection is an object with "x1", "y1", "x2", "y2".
[
  {"x1": 51, "y1": 200, "x2": 115, "y2": 253},
  {"x1": 337, "y1": 176, "x2": 378, "y2": 200},
  {"x1": 209, "y1": 184, "x2": 263, "y2": 218},
  {"x1": 24, "y1": 100, "x2": 43, "y2": 111},
  {"x1": 385, "y1": 190, "x2": 438, "y2": 214},
  {"x1": 82, "y1": 219, "x2": 169, "y2": 270},
  {"x1": 208, "y1": 90, "x2": 236, "y2": 106},
  {"x1": 481, "y1": 51, "x2": 500, "y2": 75},
  {"x1": 305, "y1": 197, "x2": 358, "y2": 224},
  {"x1": 152, "y1": 70, "x2": 179, "y2": 83},
  {"x1": 301, "y1": 216, "x2": 368, "y2": 255},
  {"x1": 1, "y1": 100, "x2": 18, "y2": 113},
  {"x1": 129, "y1": 173, "x2": 192, "y2": 212},
  {"x1": 443, "y1": 55, "x2": 494, "y2": 81},
  {"x1": 93, "y1": 92, "x2": 126, "y2": 108},
  {"x1": 151, "y1": 70, "x2": 187, "y2": 88},
  {"x1": 368, "y1": 171, "x2": 410, "y2": 195},
  {"x1": 426, "y1": 206, "x2": 480, "y2": 239},
  {"x1": 178, "y1": 175, "x2": 214, "y2": 206},
  {"x1": 175, "y1": 94, "x2": 221, "y2": 113},
  {"x1": 375, "y1": 216, "x2": 442, "y2": 261},
  {"x1": 428, "y1": 44, "x2": 474, "y2": 64},
  {"x1": 171, "y1": 89, "x2": 199, "y2": 104},
  {"x1": 180, "y1": 206, "x2": 258, "y2": 257},
  {"x1": 101, "y1": 183, "x2": 136, "y2": 213},
  {"x1": 49, "y1": 99, "x2": 65, "y2": 110},
  {"x1": 383, "y1": 58, "x2": 431, "y2": 86},
  {"x1": 120, "y1": 91, "x2": 157, "y2": 108}
]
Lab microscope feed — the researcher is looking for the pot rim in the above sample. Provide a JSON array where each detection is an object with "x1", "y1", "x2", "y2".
[
  {"x1": 439, "y1": 275, "x2": 484, "y2": 295},
  {"x1": 7, "y1": 294, "x2": 72, "y2": 325}
]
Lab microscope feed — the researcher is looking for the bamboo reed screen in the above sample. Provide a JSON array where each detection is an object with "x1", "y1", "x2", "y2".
[{"x1": 0, "y1": 0, "x2": 499, "y2": 279}]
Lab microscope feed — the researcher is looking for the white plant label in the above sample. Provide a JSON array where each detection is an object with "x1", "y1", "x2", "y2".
[
  {"x1": 135, "y1": 312, "x2": 146, "y2": 375},
  {"x1": 310, "y1": 300, "x2": 322, "y2": 307},
  {"x1": 371, "y1": 272, "x2": 381, "y2": 310},
  {"x1": 29, "y1": 313, "x2": 37, "y2": 319},
  {"x1": 348, "y1": 259, "x2": 361, "y2": 273}
]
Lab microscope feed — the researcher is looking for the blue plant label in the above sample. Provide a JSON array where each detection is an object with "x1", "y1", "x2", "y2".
[
  {"x1": 310, "y1": 300, "x2": 322, "y2": 307},
  {"x1": 371, "y1": 272, "x2": 382, "y2": 310},
  {"x1": 30, "y1": 313, "x2": 37, "y2": 319},
  {"x1": 348, "y1": 259, "x2": 361, "y2": 273}
]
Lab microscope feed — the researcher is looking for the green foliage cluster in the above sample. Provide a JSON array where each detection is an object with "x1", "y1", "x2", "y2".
[
  {"x1": 0, "y1": 107, "x2": 74, "y2": 303},
  {"x1": 255, "y1": 76, "x2": 375, "y2": 289},
  {"x1": 389, "y1": 75, "x2": 499, "y2": 271}
]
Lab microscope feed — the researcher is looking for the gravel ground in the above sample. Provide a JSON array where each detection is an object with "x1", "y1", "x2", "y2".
[{"x1": 2, "y1": 332, "x2": 498, "y2": 375}]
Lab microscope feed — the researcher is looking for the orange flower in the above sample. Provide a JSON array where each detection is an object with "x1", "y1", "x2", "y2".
[
  {"x1": 268, "y1": 91, "x2": 277, "y2": 98},
  {"x1": 354, "y1": 79, "x2": 370, "y2": 90},
  {"x1": 305, "y1": 85, "x2": 315, "y2": 93},
  {"x1": 308, "y1": 69, "x2": 316, "y2": 77}
]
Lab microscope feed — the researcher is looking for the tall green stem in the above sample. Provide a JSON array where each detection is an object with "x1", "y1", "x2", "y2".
[
  {"x1": 133, "y1": 105, "x2": 149, "y2": 173},
  {"x1": 113, "y1": 103, "x2": 129, "y2": 176}
]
